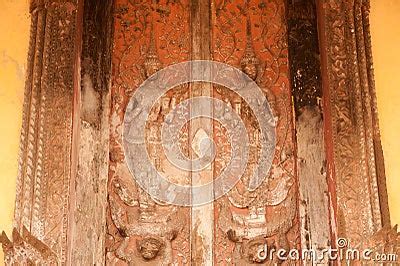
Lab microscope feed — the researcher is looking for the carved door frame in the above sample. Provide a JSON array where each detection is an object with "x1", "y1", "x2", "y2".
[{"x1": 1, "y1": 0, "x2": 398, "y2": 265}]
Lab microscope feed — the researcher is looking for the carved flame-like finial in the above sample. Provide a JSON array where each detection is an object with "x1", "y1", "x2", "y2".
[
  {"x1": 144, "y1": 20, "x2": 162, "y2": 78},
  {"x1": 0, "y1": 231, "x2": 12, "y2": 251},
  {"x1": 240, "y1": 8, "x2": 260, "y2": 82},
  {"x1": 241, "y1": 15, "x2": 259, "y2": 68},
  {"x1": 0, "y1": 227, "x2": 59, "y2": 264}
]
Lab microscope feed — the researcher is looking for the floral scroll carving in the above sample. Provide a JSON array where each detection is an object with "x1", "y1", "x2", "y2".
[{"x1": 319, "y1": 0, "x2": 392, "y2": 247}]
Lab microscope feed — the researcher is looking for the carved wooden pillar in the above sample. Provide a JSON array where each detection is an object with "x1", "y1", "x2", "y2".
[
  {"x1": 317, "y1": 0, "x2": 392, "y2": 247},
  {"x1": 0, "y1": 0, "x2": 113, "y2": 264},
  {"x1": 3, "y1": 0, "x2": 81, "y2": 264}
]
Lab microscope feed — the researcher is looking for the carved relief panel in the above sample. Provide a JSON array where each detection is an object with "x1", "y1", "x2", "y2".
[
  {"x1": 212, "y1": 0, "x2": 299, "y2": 264},
  {"x1": 107, "y1": 0, "x2": 191, "y2": 264},
  {"x1": 107, "y1": 0, "x2": 299, "y2": 265}
]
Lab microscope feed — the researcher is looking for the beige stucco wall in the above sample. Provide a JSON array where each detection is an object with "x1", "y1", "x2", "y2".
[{"x1": 0, "y1": 0, "x2": 398, "y2": 264}]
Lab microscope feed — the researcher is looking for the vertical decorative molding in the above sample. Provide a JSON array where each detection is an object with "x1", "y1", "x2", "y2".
[
  {"x1": 287, "y1": 0, "x2": 331, "y2": 261},
  {"x1": 317, "y1": 0, "x2": 391, "y2": 247},
  {"x1": 39, "y1": 1, "x2": 78, "y2": 261},
  {"x1": 1, "y1": 0, "x2": 81, "y2": 264},
  {"x1": 361, "y1": 0, "x2": 390, "y2": 227},
  {"x1": 13, "y1": 1, "x2": 39, "y2": 234}
]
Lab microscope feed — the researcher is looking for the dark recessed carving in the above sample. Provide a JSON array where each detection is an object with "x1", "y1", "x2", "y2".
[{"x1": 288, "y1": 0, "x2": 322, "y2": 116}]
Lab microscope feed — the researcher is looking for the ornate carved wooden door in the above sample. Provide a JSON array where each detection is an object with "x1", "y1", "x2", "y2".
[
  {"x1": 2, "y1": 0, "x2": 396, "y2": 265},
  {"x1": 107, "y1": 0, "x2": 300, "y2": 264}
]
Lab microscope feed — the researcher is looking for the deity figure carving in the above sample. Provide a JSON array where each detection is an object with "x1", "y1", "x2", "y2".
[
  {"x1": 137, "y1": 236, "x2": 165, "y2": 261},
  {"x1": 2, "y1": 0, "x2": 397, "y2": 264},
  {"x1": 110, "y1": 101, "x2": 187, "y2": 264},
  {"x1": 215, "y1": 13, "x2": 297, "y2": 264},
  {"x1": 109, "y1": 177, "x2": 185, "y2": 264},
  {"x1": 218, "y1": 188, "x2": 297, "y2": 264},
  {"x1": 107, "y1": 22, "x2": 190, "y2": 264}
]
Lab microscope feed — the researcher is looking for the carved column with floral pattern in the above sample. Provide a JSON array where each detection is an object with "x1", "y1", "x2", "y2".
[
  {"x1": 318, "y1": 0, "x2": 397, "y2": 253},
  {"x1": 1, "y1": 0, "x2": 81, "y2": 264}
]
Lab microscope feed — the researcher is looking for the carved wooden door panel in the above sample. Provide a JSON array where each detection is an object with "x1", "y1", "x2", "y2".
[
  {"x1": 211, "y1": 1, "x2": 299, "y2": 264},
  {"x1": 106, "y1": 0, "x2": 299, "y2": 265},
  {"x1": 107, "y1": 1, "x2": 192, "y2": 264}
]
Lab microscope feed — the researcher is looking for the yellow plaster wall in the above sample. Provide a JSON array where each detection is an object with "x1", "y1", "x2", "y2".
[
  {"x1": 0, "y1": 0, "x2": 398, "y2": 264},
  {"x1": 370, "y1": 0, "x2": 400, "y2": 227},
  {"x1": 0, "y1": 0, "x2": 30, "y2": 264}
]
